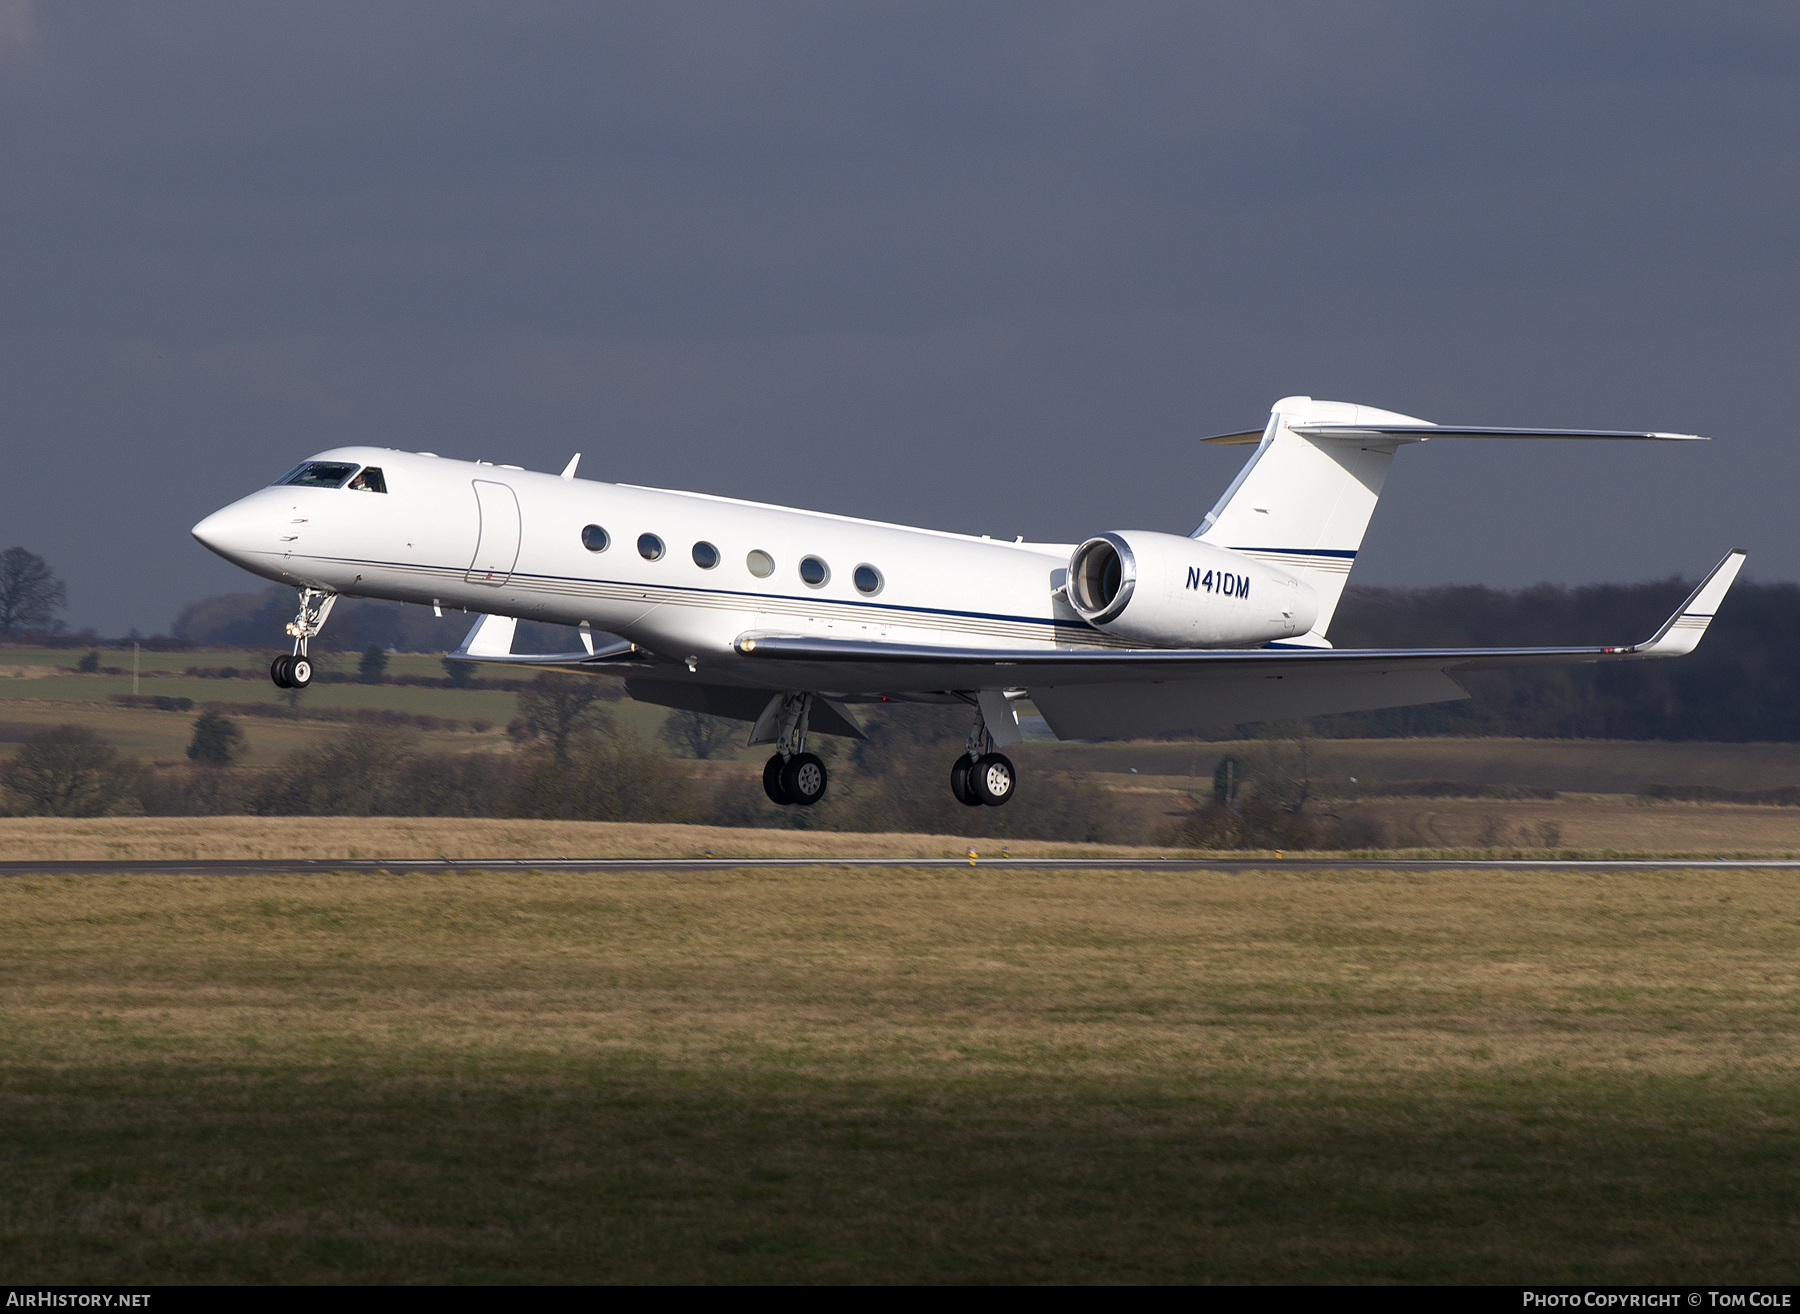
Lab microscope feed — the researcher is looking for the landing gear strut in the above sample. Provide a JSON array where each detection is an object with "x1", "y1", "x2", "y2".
[
  {"x1": 270, "y1": 588, "x2": 336, "y2": 690},
  {"x1": 761, "y1": 692, "x2": 828, "y2": 807},
  {"x1": 950, "y1": 697, "x2": 1016, "y2": 807}
]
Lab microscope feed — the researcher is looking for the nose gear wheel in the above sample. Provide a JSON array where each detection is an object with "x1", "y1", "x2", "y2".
[{"x1": 269, "y1": 654, "x2": 314, "y2": 690}]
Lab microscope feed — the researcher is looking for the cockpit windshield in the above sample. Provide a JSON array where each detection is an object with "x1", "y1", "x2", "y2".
[
  {"x1": 274, "y1": 461, "x2": 360, "y2": 489},
  {"x1": 347, "y1": 467, "x2": 386, "y2": 493}
]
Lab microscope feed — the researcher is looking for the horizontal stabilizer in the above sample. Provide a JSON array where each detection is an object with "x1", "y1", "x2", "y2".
[
  {"x1": 1195, "y1": 398, "x2": 1711, "y2": 640},
  {"x1": 1286, "y1": 424, "x2": 1709, "y2": 443},
  {"x1": 1203, "y1": 423, "x2": 1710, "y2": 444}
]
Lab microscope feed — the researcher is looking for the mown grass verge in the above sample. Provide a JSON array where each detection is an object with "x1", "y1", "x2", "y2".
[{"x1": 3, "y1": 866, "x2": 1797, "y2": 1282}]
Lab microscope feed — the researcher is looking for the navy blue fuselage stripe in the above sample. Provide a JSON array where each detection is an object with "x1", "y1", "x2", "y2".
[
  {"x1": 1228, "y1": 546, "x2": 1359, "y2": 559},
  {"x1": 303, "y1": 554, "x2": 1100, "y2": 631}
]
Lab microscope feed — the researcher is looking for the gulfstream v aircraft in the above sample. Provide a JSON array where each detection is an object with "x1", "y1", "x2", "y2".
[{"x1": 192, "y1": 396, "x2": 1743, "y2": 809}]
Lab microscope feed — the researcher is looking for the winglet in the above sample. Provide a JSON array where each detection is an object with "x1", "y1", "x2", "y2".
[
  {"x1": 1626, "y1": 550, "x2": 1747, "y2": 657},
  {"x1": 560, "y1": 454, "x2": 581, "y2": 480}
]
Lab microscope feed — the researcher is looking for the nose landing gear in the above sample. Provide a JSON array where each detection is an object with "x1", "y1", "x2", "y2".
[
  {"x1": 270, "y1": 653, "x2": 314, "y2": 689},
  {"x1": 270, "y1": 588, "x2": 336, "y2": 690},
  {"x1": 761, "y1": 692, "x2": 829, "y2": 807}
]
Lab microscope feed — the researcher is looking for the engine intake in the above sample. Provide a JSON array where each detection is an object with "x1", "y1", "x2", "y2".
[
  {"x1": 1066, "y1": 530, "x2": 1318, "y2": 648},
  {"x1": 1068, "y1": 533, "x2": 1135, "y2": 623}
]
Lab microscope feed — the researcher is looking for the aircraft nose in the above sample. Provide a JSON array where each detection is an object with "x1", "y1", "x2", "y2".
[{"x1": 191, "y1": 499, "x2": 265, "y2": 563}]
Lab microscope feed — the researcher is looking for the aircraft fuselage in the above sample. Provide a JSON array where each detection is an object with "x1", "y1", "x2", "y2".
[{"x1": 191, "y1": 446, "x2": 1308, "y2": 679}]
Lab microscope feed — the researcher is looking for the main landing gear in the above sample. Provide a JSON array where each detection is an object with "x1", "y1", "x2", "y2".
[
  {"x1": 756, "y1": 690, "x2": 1020, "y2": 810},
  {"x1": 762, "y1": 692, "x2": 829, "y2": 807},
  {"x1": 950, "y1": 699, "x2": 1016, "y2": 808},
  {"x1": 270, "y1": 588, "x2": 336, "y2": 690}
]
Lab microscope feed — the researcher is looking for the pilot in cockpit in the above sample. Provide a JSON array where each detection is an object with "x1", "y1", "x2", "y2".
[{"x1": 347, "y1": 467, "x2": 387, "y2": 493}]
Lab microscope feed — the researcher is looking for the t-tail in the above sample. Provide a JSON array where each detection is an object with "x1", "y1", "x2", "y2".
[{"x1": 1193, "y1": 396, "x2": 1707, "y2": 644}]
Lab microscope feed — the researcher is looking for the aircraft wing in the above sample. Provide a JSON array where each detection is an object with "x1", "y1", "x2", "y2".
[{"x1": 733, "y1": 550, "x2": 1746, "y2": 738}]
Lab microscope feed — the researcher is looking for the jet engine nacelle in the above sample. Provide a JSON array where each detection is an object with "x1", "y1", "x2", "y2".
[{"x1": 1066, "y1": 531, "x2": 1318, "y2": 648}]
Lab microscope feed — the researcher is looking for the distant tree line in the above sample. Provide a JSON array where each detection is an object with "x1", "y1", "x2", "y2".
[{"x1": 1292, "y1": 577, "x2": 1800, "y2": 742}]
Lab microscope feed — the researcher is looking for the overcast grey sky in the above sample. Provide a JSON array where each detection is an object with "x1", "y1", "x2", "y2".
[{"x1": 3, "y1": 1, "x2": 1795, "y2": 634}]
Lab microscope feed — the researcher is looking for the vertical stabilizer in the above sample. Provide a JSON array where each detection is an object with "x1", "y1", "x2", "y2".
[{"x1": 1195, "y1": 396, "x2": 1427, "y2": 639}]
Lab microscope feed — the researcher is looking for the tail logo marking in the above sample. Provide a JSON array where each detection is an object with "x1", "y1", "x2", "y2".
[{"x1": 1188, "y1": 567, "x2": 1249, "y2": 599}]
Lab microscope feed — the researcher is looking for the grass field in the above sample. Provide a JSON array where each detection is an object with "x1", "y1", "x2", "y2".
[
  {"x1": 4, "y1": 811, "x2": 1800, "y2": 863},
  {"x1": 0, "y1": 816, "x2": 1160, "y2": 862},
  {"x1": 3, "y1": 863, "x2": 1797, "y2": 1283}
]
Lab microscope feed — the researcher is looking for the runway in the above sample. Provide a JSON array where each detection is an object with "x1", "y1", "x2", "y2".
[{"x1": 5, "y1": 856, "x2": 1800, "y2": 876}]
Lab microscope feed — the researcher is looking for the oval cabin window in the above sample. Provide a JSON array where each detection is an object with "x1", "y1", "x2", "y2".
[
  {"x1": 638, "y1": 533, "x2": 665, "y2": 561},
  {"x1": 692, "y1": 541, "x2": 720, "y2": 569},
  {"x1": 799, "y1": 556, "x2": 829, "y2": 587},
  {"x1": 746, "y1": 550, "x2": 775, "y2": 578},
  {"x1": 853, "y1": 565, "x2": 882, "y2": 594},
  {"x1": 581, "y1": 525, "x2": 609, "y2": 552}
]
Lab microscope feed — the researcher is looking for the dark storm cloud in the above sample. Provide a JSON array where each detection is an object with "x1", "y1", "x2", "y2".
[{"x1": 2, "y1": 1, "x2": 1795, "y2": 632}]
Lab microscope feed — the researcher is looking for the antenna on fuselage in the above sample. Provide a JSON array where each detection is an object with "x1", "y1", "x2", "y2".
[{"x1": 560, "y1": 454, "x2": 581, "y2": 480}]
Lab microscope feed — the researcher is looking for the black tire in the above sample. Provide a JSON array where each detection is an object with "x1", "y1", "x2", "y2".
[
  {"x1": 780, "y1": 752, "x2": 828, "y2": 807},
  {"x1": 950, "y1": 756, "x2": 982, "y2": 807},
  {"x1": 290, "y1": 656, "x2": 314, "y2": 688},
  {"x1": 270, "y1": 655, "x2": 292, "y2": 689},
  {"x1": 973, "y1": 752, "x2": 1015, "y2": 806},
  {"x1": 763, "y1": 754, "x2": 792, "y2": 805}
]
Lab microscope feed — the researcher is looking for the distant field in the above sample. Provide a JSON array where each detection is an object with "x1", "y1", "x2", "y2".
[
  {"x1": 0, "y1": 647, "x2": 475, "y2": 681},
  {"x1": 0, "y1": 701, "x2": 511, "y2": 763},
  {"x1": 1023, "y1": 737, "x2": 1800, "y2": 793},
  {"x1": 0, "y1": 644, "x2": 670, "y2": 763},
  {"x1": 2, "y1": 863, "x2": 1796, "y2": 1282}
]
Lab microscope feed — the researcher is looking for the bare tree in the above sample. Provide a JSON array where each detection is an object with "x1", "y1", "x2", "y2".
[
  {"x1": 515, "y1": 672, "x2": 614, "y2": 763},
  {"x1": 0, "y1": 724, "x2": 139, "y2": 816},
  {"x1": 1252, "y1": 719, "x2": 1316, "y2": 815},
  {"x1": 658, "y1": 708, "x2": 739, "y2": 760},
  {"x1": 0, "y1": 547, "x2": 67, "y2": 637}
]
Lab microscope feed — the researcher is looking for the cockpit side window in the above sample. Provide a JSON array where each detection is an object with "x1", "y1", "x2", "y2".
[
  {"x1": 277, "y1": 461, "x2": 360, "y2": 489},
  {"x1": 347, "y1": 467, "x2": 387, "y2": 493}
]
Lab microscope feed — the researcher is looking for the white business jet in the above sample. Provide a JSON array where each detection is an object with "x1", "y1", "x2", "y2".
[{"x1": 191, "y1": 396, "x2": 1743, "y2": 810}]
